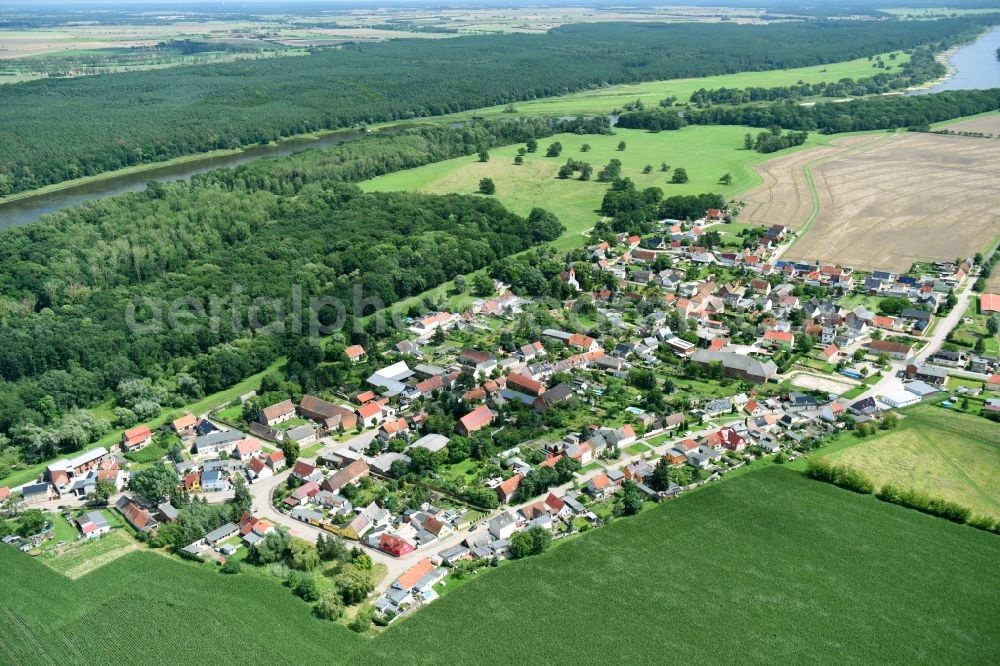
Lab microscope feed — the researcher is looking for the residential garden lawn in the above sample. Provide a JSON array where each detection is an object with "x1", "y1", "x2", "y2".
[
  {"x1": 433, "y1": 51, "x2": 910, "y2": 122},
  {"x1": 589, "y1": 500, "x2": 617, "y2": 521},
  {"x1": 299, "y1": 441, "x2": 325, "y2": 459},
  {"x1": 36, "y1": 530, "x2": 138, "y2": 579},
  {"x1": 123, "y1": 440, "x2": 171, "y2": 466},
  {"x1": 40, "y1": 512, "x2": 80, "y2": 550},
  {"x1": 798, "y1": 358, "x2": 836, "y2": 373},
  {"x1": 951, "y1": 312, "x2": 1000, "y2": 355},
  {"x1": 713, "y1": 221, "x2": 767, "y2": 247},
  {"x1": 810, "y1": 405, "x2": 1000, "y2": 520},
  {"x1": 948, "y1": 376, "x2": 989, "y2": 391},
  {"x1": 276, "y1": 417, "x2": 309, "y2": 431},
  {"x1": 862, "y1": 372, "x2": 884, "y2": 386},
  {"x1": 646, "y1": 433, "x2": 672, "y2": 447},
  {"x1": 3, "y1": 466, "x2": 998, "y2": 663},
  {"x1": 625, "y1": 443, "x2": 651, "y2": 455},
  {"x1": 462, "y1": 509, "x2": 487, "y2": 525},
  {"x1": 579, "y1": 461, "x2": 603, "y2": 473},
  {"x1": 437, "y1": 568, "x2": 485, "y2": 599},
  {"x1": 213, "y1": 404, "x2": 244, "y2": 423},
  {"x1": 362, "y1": 126, "x2": 840, "y2": 252},
  {"x1": 438, "y1": 458, "x2": 481, "y2": 485}
]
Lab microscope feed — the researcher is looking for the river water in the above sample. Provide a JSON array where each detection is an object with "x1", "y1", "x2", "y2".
[
  {"x1": 914, "y1": 24, "x2": 1000, "y2": 94},
  {"x1": 1, "y1": 27, "x2": 998, "y2": 230},
  {"x1": 0, "y1": 126, "x2": 392, "y2": 229}
]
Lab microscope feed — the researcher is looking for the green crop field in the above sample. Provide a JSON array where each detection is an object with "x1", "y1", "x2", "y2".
[
  {"x1": 2, "y1": 467, "x2": 998, "y2": 664},
  {"x1": 437, "y1": 51, "x2": 910, "y2": 122},
  {"x1": 363, "y1": 126, "x2": 843, "y2": 249},
  {"x1": 818, "y1": 405, "x2": 1000, "y2": 520}
]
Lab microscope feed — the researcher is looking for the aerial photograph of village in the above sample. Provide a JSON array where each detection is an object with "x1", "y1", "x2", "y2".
[{"x1": 0, "y1": 0, "x2": 998, "y2": 663}]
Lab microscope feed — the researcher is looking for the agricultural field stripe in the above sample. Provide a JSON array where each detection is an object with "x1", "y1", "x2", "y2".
[{"x1": 784, "y1": 133, "x2": 895, "y2": 252}]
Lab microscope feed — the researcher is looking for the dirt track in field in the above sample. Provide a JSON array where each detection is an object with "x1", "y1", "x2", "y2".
[{"x1": 739, "y1": 132, "x2": 1000, "y2": 271}]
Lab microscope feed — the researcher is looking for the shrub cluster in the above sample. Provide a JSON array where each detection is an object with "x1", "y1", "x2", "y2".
[
  {"x1": 805, "y1": 458, "x2": 875, "y2": 494},
  {"x1": 877, "y1": 484, "x2": 971, "y2": 525}
]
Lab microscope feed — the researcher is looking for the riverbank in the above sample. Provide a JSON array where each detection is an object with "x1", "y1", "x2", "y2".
[
  {"x1": 913, "y1": 24, "x2": 1000, "y2": 95},
  {"x1": 0, "y1": 126, "x2": 377, "y2": 207},
  {"x1": 907, "y1": 45, "x2": 961, "y2": 93},
  {"x1": 0, "y1": 148, "x2": 247, "y2": 205}
]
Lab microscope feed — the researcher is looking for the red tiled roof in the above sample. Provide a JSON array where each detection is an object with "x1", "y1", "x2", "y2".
[
  {"x1": 344, "y1": 344, "x2": 366, "y2": 359},
  {"x1": 458, "y1": 405, "x2": 493, "y2": 433},
  {"x1": 544, "y1": 493, "x2": 565, "y2": 513},
  {"x1": 981, "y1": 293, "x2": 1000, "y2": 313},
  {"x1": 123, "y1": 425, "x2": 152, "y2": 446},
  {"x1": 381, "y1": 418, "x2": 409, "y2": 435},
  {"x1": 590, "y1": 474, "x2": 610, "y2": 490},
  {"x1": 463, "y1": 387, "x2": 486, "y2": 402},
  {"x1": 358, "y1": 402, "x2": 382, "y2": 419},
  {"x1": 567, "y1": 333, "x2": 597, "y2": 350},
  {"x1": 678, "y1": 438, "x2": 698, "y2": 451},
  {"x1": 416, "y1": 375, "x2": 444, "y2": 395},
  {"x1": 235, "y1": 438, "x2": 261, "y2": 456},
  {"x1": 538, "y1": 454, "x2": 563, "y2": 469},
  {"x1": 709, "y1": 338, "x2": 728, "y2": 352},
  {"x1": 869, "y1": 339, "x2": 911, "y2": 355},
  {"x1": 764, "y1": 329, "x2": 794, "y2": 344},
  {"x1": 172, "y1": 413, "x2": 197, "y2": 432},
  {"x1": 419, "y1": 312, "x2": 452, "y2": 327},
  {"x1": 397, "y1": 557, "x2": 434, "y2": 590},
  {"x1": 262, "y1": 400, "x2": 295, "y2": 421},
  {"x1": 497, "y1": 473, "x2": 524, "y2": 499},
  {"x1": 506, "y1": 372, "x2": 544, "y2": 396}
]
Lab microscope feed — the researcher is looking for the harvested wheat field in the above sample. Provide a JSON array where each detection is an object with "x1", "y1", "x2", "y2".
[
  {"x1": 736, "y1": 134, "x2": 884, "y2": 229},
  {"x1": 744, "y1": 131, "x2": 1000, "y2": 271},
  {"x1": 941, "y1": 113, "x2": 1000, "y2": 136}
]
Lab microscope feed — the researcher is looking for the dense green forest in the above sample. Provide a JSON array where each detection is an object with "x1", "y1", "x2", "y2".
[
  {"x1": 0, "y1": 176, "x2": 562, "y2": 464},
  {"x1": 616, "y1": 88, "x2": 1000, "y2": 133},
  {"x1": 0, "y1": 17, "x2": 993, "y2": 196}
]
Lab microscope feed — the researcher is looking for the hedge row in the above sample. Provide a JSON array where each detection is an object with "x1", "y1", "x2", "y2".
[
  {"x1": 805, "y1": 458, "x2": 875, "y2": 494},
  {"x1": 806, "y1": 458, "x2": 999, "y2": 533}
]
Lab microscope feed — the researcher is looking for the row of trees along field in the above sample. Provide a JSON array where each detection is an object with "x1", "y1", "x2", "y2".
[
  {"x1": 0, "y1": 176, "x2": 563, "y2": 466},
  {"x1": 615, "y1": 88, "x2": 1000, "y2": 134},
  {"x1": 0, "y1": 16, "x2": 994, "y2": 195},
  {"x1": 686, "y1": 45, "x2": 946, "y2": 107}
]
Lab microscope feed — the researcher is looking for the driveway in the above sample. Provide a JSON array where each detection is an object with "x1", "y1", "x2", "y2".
[{"x1": 913, "y1": 276, "x2": 975, "y2": 364}]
